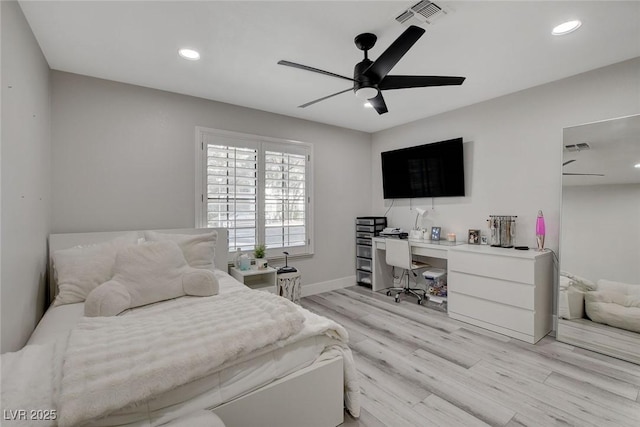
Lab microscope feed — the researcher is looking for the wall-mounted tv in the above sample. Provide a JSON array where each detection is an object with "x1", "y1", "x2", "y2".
[{"x1": 381, "y1": 137, "x2": 465, "y2": 199}]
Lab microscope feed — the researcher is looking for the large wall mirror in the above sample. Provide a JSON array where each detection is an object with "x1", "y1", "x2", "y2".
[{"x1": 557, "y1": 114, "x2": 640, "y2": 364}]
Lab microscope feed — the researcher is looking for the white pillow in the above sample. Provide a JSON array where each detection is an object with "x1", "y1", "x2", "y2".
[
  {"x1": 585, "y1": 291, "x2": 640, "y2": 333},
  {"x1": 596, "y1": 279, "x2": 640, "y2": 296},
  {"x1": 144, "y1": 230, "x2": 217, "y2": 270},
  {"x1": 558, "y1": 287, "x2": 585, "y2": 320},
  {"x1": 560, "y1": 271, "x2": 597, "y2": 292},
  {"x1": 84, "y1": 240, "x2": 218, "y2": 317},
  {"x1": 52, "y1": 233, "x2": 138, "y2": 306}
]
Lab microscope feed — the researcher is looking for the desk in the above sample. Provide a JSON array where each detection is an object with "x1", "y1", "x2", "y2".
[
  {"x1": 371, "y1": 237, "x2": 554, "y2": 343},
  {"x1": 371, "y1": 237, "x2": 464, "y2": 292}
]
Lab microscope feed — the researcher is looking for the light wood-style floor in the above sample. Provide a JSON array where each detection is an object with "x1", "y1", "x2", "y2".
[{"x1": 300, "y1": 286, "x2": 640, "y2": 427}]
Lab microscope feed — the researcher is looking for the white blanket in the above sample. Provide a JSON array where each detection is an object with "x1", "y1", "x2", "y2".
[
  {"x1": 2, "y1": 290, "x2": 361, "y2": 426},
  {"x1": 58, "y1": 291, "x2": 305, "y2": 426}
]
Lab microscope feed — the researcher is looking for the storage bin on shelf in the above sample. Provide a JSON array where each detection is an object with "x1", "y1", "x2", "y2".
[
  {"x1": 423, "y1": 268, "x2": 447, "y2": 303},
  {"x1": 355, "y1": 217, "x2": 387, "y2": 287}
]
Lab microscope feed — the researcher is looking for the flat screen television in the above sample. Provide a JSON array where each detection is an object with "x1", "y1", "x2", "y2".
[{"x1": 381, "y1": 137, "x2": 465, "y2": 199}]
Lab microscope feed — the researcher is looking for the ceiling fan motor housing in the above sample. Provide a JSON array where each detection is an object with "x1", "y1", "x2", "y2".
[{"x1": 353, "y1": 59, "x2": 378, "y2": 98}]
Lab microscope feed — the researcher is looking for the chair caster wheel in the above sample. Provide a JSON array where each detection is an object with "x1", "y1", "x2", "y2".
[
  {"x1": 394, "y1": 296, "x2": 400, "y2": 303},
  {"x1": 386, "y1": 290, "x2": 391, "y2": 296},
  {"x1": 417, "y1": 299, "x2": 423, "y2": 305}
]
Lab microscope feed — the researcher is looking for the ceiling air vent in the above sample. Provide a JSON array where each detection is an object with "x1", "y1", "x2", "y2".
[
  {"x1": 395, "y1": 1, "x2": 449, "y2": 27},
  {"x1": 564, "y1": 142, "x2": 591, "y2": 152}
]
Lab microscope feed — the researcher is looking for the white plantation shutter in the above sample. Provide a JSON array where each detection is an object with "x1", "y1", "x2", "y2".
[
  {"x1": 264, "y1": 148, "x2": 307, "y2": 249},
  {"x1": 197, "y1": 128, "x2": 313, "y2": 256},
  {"x1": 206, "y1": 142, "x2": 258, "y2": 251}
]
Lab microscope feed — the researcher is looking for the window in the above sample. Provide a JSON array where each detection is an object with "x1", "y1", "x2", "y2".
[{"x1": 196, "y1": 127, "x2": 313, "y2": 257}]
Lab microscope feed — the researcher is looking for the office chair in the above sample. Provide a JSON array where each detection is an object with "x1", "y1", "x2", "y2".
[{"x1": 384, "y1": 238, "x2": 430, "y2": 304}]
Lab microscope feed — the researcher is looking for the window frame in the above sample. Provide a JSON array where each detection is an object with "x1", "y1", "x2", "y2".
[{"x1": 195, "y1": 127, "x2": 314, "y2": 258}]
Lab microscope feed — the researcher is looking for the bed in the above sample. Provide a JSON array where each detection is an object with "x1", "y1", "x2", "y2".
[{"x1": 1, "y1": 228, "x2": 359, "y2": 427}]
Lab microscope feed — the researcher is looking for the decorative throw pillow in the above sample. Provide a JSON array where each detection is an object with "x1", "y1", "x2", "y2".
[
  {"x1": 144, "y1": 230, "x2": 217, "y2": 270},
  {"x1": 596, "y1": 279, "x2": 640, "y2": 295},
  {"x1": 52, "y1": 232, "x2": 138, "y2": 306},
  {"x1": 560, "y1": 271, "x2": 597, "y2": 292},
  {"x1": 84, "y1": 240, "x2": 219, "y2": 317}
]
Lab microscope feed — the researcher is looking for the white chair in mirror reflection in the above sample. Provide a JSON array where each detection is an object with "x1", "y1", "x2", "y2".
[{"x1": 384, "y1": 238, "x2": 430, "y2": 304}]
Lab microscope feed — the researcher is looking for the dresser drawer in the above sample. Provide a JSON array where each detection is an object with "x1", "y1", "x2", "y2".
[
  {"x1": 356, "y1": 245, "x2": 372, "y2": 259},
  {"x1": 412, "y1": 246, "x2": 448, "y2": 260},
  {"x1": 356, "y1": 257, "x2": 372, "y2": 272},
  {"x1": 356, "y1": 217, "x2": 386, "y2": 226},
  {"x1": 448, "y1": 271, "x2": 535, "y2": 310},
  {"x1": 448, "y1": 292, "x2": 535, "y2": 336},
  {"x1": 449, "y1": 250, "x2": 534, "y2": 284}
]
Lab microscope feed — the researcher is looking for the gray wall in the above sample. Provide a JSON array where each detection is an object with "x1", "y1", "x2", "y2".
[
  {"x1": 1, "y1": 1, "x2": 52, "y2": 353},
  {"x1": 372, "y1": 58, "x2": 640, "y2": 254},
  {"x1": 51, "y1": 71, "x2": 372, "y2": 289}
]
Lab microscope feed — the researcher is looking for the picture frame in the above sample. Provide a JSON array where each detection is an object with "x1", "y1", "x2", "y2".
[
  {"x1": 480, "y1": 235, "x2": 488, "y2": 245},
  {"x1": 430, "y1": 226, "x2": 441, "y2": 241},
  {"x1": 468, "y1": 229, "x2": 480, "y2": 245}
]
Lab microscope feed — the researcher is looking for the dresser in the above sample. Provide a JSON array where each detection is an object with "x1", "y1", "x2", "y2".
[{"x1": 447, "y1": 245, "x2": 553, "y2": 344}]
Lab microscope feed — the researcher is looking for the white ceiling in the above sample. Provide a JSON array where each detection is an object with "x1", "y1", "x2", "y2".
[
  {"x1": 563, "y1": 114, "x2": 640, "y2": 186},
  {"x1": 19, "y1": 1, "x2": 640, "y2": 133}
]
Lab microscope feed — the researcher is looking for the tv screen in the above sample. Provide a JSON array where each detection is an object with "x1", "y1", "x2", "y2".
[{"x1": 381, "y1": 138, "x2": 465, "y2": 199}]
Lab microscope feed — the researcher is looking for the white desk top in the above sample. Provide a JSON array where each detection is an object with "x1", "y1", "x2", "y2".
[
  {"x1": 372, "y1": 236, "x2": 552, "y2": 260},
  {"x1": 372, "y1": 236, "x2": 465, "y2": 248}
]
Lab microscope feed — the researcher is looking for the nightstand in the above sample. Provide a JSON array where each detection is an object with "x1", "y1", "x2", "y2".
[{"x1": 229, "y1": 266, "x2": 277, "y2": 292}]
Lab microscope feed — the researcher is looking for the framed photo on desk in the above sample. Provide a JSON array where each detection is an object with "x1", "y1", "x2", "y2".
[
  {"x1": 430, "y1": 227, "x2": 441, "y2": 241},
  {"x1": 468, "y1": 229, "x2": 480, "y2": 244}
]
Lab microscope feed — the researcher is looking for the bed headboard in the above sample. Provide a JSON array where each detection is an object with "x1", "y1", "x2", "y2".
[{"x1": 48, "y1": 228, "x2": 228, "y2": 304}]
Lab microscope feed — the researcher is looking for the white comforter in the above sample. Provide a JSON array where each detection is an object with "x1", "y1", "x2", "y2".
[{"x1": 2, "y1": 290, "x2": 360, "y2": 426}]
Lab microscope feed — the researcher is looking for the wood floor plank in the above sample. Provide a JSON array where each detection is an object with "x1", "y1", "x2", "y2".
[
  {"x1": 411, "y1": 348, "x2": 587, "y2": 427},
  {"x1": 351, "y1": 339, "x2": 516, "y2": 426},
  {"x1": 336, "y1": 288, "x2": 459, "y2": 333},
  {"x1": 413, "y1": 394, "x2": 492, "y2": 427},
  {"x1": 455, "y1": 327, "x2": 640, "y2": 399},
  {"x1": 511, "y1": 336, "x2": 640, "y2": 387},
  {"x1": 357, "y1": 363, "x2": 438, "y2": 427},
  {"x1": 470, "y1": 360, "x2": 639, "y2": 427},
  {"x1": 301, "y1": 289, "x2": 640, "y2": 427},
  {"x1": 353, "y1": 352, "x2": 430, "y2": 406},
  {"x1": 303, "y1": 298, "x2": 419, "y2": 355},
  {"x1": 543, "y1": 371, "x2": 640, "y2": 420}
]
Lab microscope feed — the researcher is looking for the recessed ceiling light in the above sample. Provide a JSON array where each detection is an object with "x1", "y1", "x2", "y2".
[
  {"x1": 552, "y1": 20, "x2": 582, "y2": 36},
  {"x1": 178, "y1": 48, "x2": 200, "y2": 61},
  {"x1": 634, "y1": 163, "x2": 640, "y2": 169},
  {"x1": 364, "y1": 102, "x2": 373, "y2": 108}
]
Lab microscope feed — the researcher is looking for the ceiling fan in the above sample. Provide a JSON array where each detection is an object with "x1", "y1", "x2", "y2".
[
  {"x1": 277, "y1": 25, "x2": 465, "y2": 115},
  {"x1": 562, "y1": 159, "x2": 604, "y2": 176}
]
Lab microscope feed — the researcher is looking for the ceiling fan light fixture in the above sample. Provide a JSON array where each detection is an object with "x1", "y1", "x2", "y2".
[
  {"x1": 355, "y1": 87, "x2": 378, "y2": 100},
  {"x1": 552, "y1": 20, "x2": 582, "y2": 36},
  {"x1": 178, "y1": 48, "x2": 200, "y2": 61}
]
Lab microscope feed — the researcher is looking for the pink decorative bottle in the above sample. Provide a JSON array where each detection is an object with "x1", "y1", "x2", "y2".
[{"x1": 536, "y1": 210, "x2": 545, "y2": 251}]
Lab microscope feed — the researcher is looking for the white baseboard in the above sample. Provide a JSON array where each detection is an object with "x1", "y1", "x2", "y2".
[{"x1": 301, "y1": 275, "x2": 356, "y2": 297}]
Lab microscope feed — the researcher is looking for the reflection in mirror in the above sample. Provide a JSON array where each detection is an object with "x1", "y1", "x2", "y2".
[{"x1": 556, "y1": 114, "x2": 640, "y2": 364}]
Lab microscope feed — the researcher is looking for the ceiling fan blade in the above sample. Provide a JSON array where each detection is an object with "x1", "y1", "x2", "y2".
[
  {"x1": 563, "y1": 160, "x2": 576, "y2": 166},
  {"x1": 278, "y1": 60, "x2": 354, "y2": 82},
  {"x1": 364, "y1": 25, "x2": 425, "y2": 80},
  {"x1": 379, "y1": 75, "x2": 466, "y2": 90},
  {"x1": 563, "y1": 173, "x2": 605, "y2": 176},
  {"x1": 368, "y1": 92, "x2": 388, "y2": 115},
  {"x1": 298, "y1": 88, "x2": 353, "y2": 108}
]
